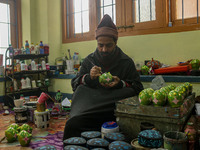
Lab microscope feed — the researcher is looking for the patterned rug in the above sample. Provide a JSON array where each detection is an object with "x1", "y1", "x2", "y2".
[{"x1": 0, "y1": 109, "x2": 68, "y2": 150}]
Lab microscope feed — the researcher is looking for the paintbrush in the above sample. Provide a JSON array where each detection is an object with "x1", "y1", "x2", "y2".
[
  {"x1": 87, "y1": 58, "x2": 103, "y2": 74},
  {"x1": 68, "y1": 49, "x2": 72, "y2": 60}
]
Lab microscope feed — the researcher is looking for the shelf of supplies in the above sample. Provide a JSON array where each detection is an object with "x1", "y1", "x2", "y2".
[
  {"x1": 5, "y1": 87, "x2": 48, "y2": 95},
  {"x1": 13, "y1": 70, "x2": 49, "y2": 75},
  {"x1": 11, "y1": 54, "x2": 49, "y2": 60}
]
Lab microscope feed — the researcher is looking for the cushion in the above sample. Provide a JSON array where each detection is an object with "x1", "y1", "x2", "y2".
[
  {"x1": 109, "y1": 141, "x2": 132, "y2": 150},
  {"x1": 81, "y1": 131, "x2": 101, "y2": 140},
  {"x1": 87, "y1": 138, "x2": 109, "y2": 149},
  {"x1": 104, "y1": 132, "x2": 125, "y2": 142},
  {"x1": 64, "y1": 145, "x2": 88, "y2": 150},
  {"x1": 138, "y1": 130, "x2": 163, "y2": 148}
]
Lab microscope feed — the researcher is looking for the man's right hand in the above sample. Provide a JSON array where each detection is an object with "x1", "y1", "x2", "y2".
[{"x1": 90, "y1": 66, "x2": 102, "y2": 80}]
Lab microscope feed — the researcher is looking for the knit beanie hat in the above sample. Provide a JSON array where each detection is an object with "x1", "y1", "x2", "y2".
[{"x1": 95, "y1": 14, "x2": 118, "y2": 40}]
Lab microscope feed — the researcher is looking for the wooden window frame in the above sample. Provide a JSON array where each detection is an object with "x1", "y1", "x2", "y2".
[
  {"x1": 0, "y1": 0, "x2": 22, "y2": 48},
  {"x1": 62, "y1": 0, "x2": 98, "y2": 43},
  {"x1": 62, "y1": 0, "x2": 200, "y2": 44}
]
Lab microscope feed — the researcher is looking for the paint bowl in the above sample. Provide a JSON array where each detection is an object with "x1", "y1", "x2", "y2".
[
  {"x1": 163, "y1": 131, "x2": 188, "y2": 150},
  {"x1": 14, "y1": 99, "x2": 24, "y2": 107}
]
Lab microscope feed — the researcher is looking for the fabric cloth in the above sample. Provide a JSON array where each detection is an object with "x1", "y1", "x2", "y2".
[
  {"x1": 95, "y1": 14, "x2": 118, "y2": 40},
  {"x1": 63, "y1": 46, "x2": 143, "y2": 140}
]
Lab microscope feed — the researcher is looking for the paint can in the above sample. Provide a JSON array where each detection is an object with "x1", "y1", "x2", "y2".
[{"x1": 163, "y1": 131, "x2": 188, "y2": 150}]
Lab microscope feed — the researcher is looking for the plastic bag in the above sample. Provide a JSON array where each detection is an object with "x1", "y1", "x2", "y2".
[
  {"x1": 150, "y1": 75, "x2": 165, "y2": 90},
  {"x1": 61, "y1": 97, "x2": 71, "y2": 107}
]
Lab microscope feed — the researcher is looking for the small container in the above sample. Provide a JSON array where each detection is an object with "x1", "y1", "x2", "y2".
[
  {"x1": 37, "y1": 80, "x2": 42, "y2": 87},
  {"x1": 109, "y1": 141, "x2": 132, "y2": 150},
  {"x1": 63, "y1": 137, "x2": 86, "y2": 147},
  {"x1": 101, "y1": 121, "x2": 119, "y2": 138},
  {"x1": 46, "y1": 63, "x2": 50, "y2": 70},
  {"x1": 86, "y1": 138, "x2": 109, "y2": 149},
  {"x1": 32, "y1": 80, "x2": 37, "y2": 88},
  {"x1": 30, "y1": 96, "x2": 37, "y2": 101},
  {"x1": 44, "y1": 79, "x2": 49, "y2": 87},
  {"x1": 81, "y1": 131, "x2": 101, "y2": 141}
]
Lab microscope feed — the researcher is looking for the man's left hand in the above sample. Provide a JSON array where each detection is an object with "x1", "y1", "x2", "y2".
[{"x1": 100, "y1": 76, "x2": 120, "y2": 88}]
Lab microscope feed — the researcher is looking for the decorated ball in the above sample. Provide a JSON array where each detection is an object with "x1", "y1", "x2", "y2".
[
  {"x1": 5, "y1": 127, "x2": 18, "y2": 143},
  {"x1": 184, "y1": 82, "x2": 192, "y2": 94},
  {"x1": 141, "y1": 65, "x2": 149, "y2": 75},
  {"x1": 139, "y1": 90, "x2": 152, "y2": 105},
  {"x1": 8, "y1": 123, "x2": 19, "y2": 131},
  {"x1": 18, "y1": 124, "x2": 32, "y2": 134},
  {"x1": 17, "y1": 130, "x2": 32, "y2": 147},
  {"x1": 99, "y1": 72, "x2": 113, "y2": 84},
  {"x1": 190, "y1": 59, "x2": 200, "y2": 70},
  {"x1": 167, "y1": 84, "x2": 176, "y2": 91},
  {"x1": 152, "y1": 90, "x2": 166, "y2": 106},
  {"x1": 168, "y1": 90, "x2": 183, "y2": 107}
]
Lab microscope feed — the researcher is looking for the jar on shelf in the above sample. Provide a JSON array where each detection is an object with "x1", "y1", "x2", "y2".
[
  {"x1": 37, "y1": 80, "x2": 42, "y2": 87},
  {"x1": 44, "y1": 79, "x2": 49, "y2": 87}
]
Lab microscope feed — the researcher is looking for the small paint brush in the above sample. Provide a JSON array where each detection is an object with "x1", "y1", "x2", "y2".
[{"x1": 87, "y1": 58, "x2": 103, "y2": 74}]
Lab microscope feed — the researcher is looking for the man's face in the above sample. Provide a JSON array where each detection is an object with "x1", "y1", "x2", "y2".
[{"x1": 97, "y1": 36, "x2": 116, "y2": 57}]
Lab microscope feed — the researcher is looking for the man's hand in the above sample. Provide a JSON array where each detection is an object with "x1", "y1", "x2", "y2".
[
  {"x1": 90, "y1": 66, "x2": 102, "y2": 80},
  {"x1": 100, "y1": 76, "x2": 120, "y2": 88}
]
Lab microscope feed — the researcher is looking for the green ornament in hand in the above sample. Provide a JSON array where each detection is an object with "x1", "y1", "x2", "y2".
[
  {"x1": 18, "y1": 130, "x2": 32, "y2": 147},
  {"x1": 99, "y1": 72, "x2": 113, "y2": 84},
  {"x1": 5, "y1": 127, "x2": 18, "y2": 143}
]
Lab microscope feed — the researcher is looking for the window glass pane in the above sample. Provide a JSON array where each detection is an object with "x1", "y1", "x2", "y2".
[
  {"x1": 101, "y1": 0, "x2": 113, "y2": 6},
  {"x1": 0, "y1": 3, "x2": 10, "y2": 23},
  {"x1": 82, "y1": 0, "x2": 88, "y2": 11},
  {"x1": 0, "y1": 23, "x2": 10, "y2": 47},
  {"x1": 74, "y1": 12, "x2": 81, "y2": 33},
  {"x1": 99, "y1": 0, "x2": 116, "y2": 23},
  {"x1": 82, "y1": 11, "x2": 89, "y2": 32},
  {"x1": 135, "y1": 0, "x2": 156, "y2": 23},
  {"x1": 176, "y1": 0, "x2": 200, "y2": 19},
  {"x1": 74, "y1": 0, "x2": 89, "y2": 34},
  {"x1": 74, "y1": 0, "x2": 81, "y2": 13}
]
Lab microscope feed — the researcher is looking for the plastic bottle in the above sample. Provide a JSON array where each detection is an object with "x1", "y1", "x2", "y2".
[
  {"x1": 41, "y1": 59, "x2": 46, "y2": 70},
  {"x1": 7, "y1": 44, "x2": 14, "y2": 57},
  {"x1": 35, "y1": 43, "x2": 39, "y2": 54},
  {"x1": 44, "y1": 44, "x2": 49, "y2": 54},
  {"x1": 20, "y1": 61, "x2": 25, "y2": 71},
  {"x1": 39, "y1": 41, "x2": 44, "y2": 54},
  {"x1": 25, "y1": 40, "x2": 30, "y2": 54},
  {"x1": 25, "y1": 77, "x2": 31, "y2": 88},
  {"x1": 31, "y1": 60, "x2": 36, "y2": 70},
  {"x1": 13, "y1": 79, "x2": 18, "y2": 91},
  {"x1": 21, "y1": 78, "x2": 26, "y2": 89},
  {"x1": 30, "y1": 43, "x2": 35, "y2": 54},
  {"x1": 16, "y1": 60, "x2": 21, "y2": 72}
]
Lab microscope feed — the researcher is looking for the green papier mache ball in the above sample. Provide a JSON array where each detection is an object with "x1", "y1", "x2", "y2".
[
  {"x1": 17, "y1": 130, "x2": 32, "y2": 147},
  {"x1": 8, "y1": 123, "x2": 19, "y2": 131},
  {"x1": 168, "y1": 90, "x2": 184, "y2": 108},
  {"x1": 99, "y1": 72, "x2": 113, "y2": 84},
  {"x1": 18, "y1": 124, "x2": 32, "y2": 134},
  {"x1": 5, "y1": 127, "x2": 18, "y2": 143},
  {"x1": 152, "y1": 90, "x2": 166, "y2": 106}
]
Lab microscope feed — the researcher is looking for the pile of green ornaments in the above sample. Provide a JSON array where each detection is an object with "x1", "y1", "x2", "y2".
[
  {"x1": 139, "y1": 82, "x2": 192, "y2": 107},
  {"x1": 5, "y1": 123, "x2": 32, "y2": 146}
]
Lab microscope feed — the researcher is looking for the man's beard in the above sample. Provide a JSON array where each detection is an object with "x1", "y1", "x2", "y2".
[{"x1": 99, "y1": 48, "x2": 116, "y2": 60}]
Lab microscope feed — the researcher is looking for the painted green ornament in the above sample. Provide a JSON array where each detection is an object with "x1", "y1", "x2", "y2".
[
  {"x1": 139, "y1": 90, "x2": 152, "y2": 105},
  {"x1": 184, "y1": 82, "x2": 192, "y2": 94},
  {"x1": 190, "y1": 59, "x2": 200, "y2": 70},
  {"x1": 141, "y1": 65, "x2": 149, "y2": 75},
  {"x1": 152, "y1": 90, "x2": 166, "y2": 106},
  {"x1": 167, "y1": 84, "x2": 176, "y2": 91},
  {"x1": 18, "y1": 124, "x2": 32, "y2": 133},
  {"x1": 159, "y1": 88, "x2": 168, "y2": 100},
  {"x1": 8, "y1": 123, "x2": 19, "y2": 131},
  {"x1": 175, "y1": 85, "x2": 187, "y2": 99},
  {"x1": 99, "y1": 72, "x2": 113, "y2": 84},
  {"x1": 5, "y1": 127, "x2": 18, "y2": 143},
  {"x1": 18, "y1": 130, "x2": 32, "y2": 147},
  {"x1": 168, "y1": 90, "x2": 183, "y2": 107}
]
